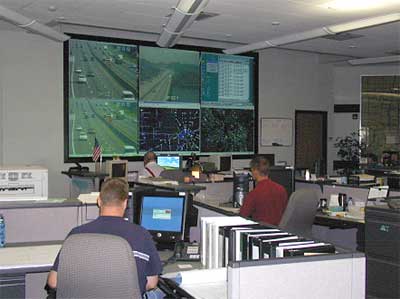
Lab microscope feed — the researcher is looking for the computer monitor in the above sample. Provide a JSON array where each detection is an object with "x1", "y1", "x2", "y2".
[
  {"x1": 269, "y1": 166, "x2": 294, "y2": 197},
  {"x1": 204, "y1": 154, "x2": 232, "y2": 172},
  {"x1": 106, "y1": 159, "x2": 128, "y2": 179},
  {"x1": 157, "y1": 155, "x2": 181, "y2": 170},
  {"x1": 136, "y1": 191, "x2": 186, "y2": 246}
]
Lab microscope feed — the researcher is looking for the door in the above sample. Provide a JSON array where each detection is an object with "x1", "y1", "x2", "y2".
[{"x1": 295, "y1": 110, "x2": 327, "y2": 175}]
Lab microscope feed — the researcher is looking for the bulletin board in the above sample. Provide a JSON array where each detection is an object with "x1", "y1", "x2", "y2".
[{"x1": 260, "y1": 118, "x2": 293, "y2": 146}]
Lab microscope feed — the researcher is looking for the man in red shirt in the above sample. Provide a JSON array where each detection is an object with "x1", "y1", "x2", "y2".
[{"x1": 239, "y1": 156, "x2": 288, "y2": 225}]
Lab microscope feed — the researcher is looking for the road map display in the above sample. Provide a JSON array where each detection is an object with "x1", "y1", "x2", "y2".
[
  {"x1": 139, "y1": 47, "x2": 199, "y2": 104},
  {"x1": 68, "y1": 39, "x2": 139, "y2": 157},
  {"x1": 201, "y1": 108, "x2": 254, "y2": 153},
  {"x1": 140, "y1": 108, "x2": 200, "y2": 152}
]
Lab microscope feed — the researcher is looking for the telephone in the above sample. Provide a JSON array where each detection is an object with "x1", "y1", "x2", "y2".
[{"x1": 173, "y1": 241, "x2": 200, "y2": 261}]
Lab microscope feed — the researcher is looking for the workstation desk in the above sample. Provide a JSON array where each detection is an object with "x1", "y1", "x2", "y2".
[{"x1": 0, "y1": 241, "x2": 202, "y2": 299}]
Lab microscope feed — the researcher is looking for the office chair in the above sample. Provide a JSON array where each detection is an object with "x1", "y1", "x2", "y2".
[
  {"x1": 278, "y1": 189, "x2": 319, "y2": 238},
  {"x1": 56, "y1": 233, "x2": 142, "y2": 299}
]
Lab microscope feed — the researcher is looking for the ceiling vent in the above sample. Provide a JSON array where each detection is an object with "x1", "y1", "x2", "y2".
[{"x1": 322, "y1": 32, "x2": 363, "y2": 41}]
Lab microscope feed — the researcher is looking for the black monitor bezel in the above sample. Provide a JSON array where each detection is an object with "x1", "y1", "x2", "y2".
[{"x1": 136, "y1": 190, "x2": 187, "y2": 244}]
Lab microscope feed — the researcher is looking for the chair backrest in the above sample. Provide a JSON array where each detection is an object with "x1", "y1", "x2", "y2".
[
  {"x1": 278, "y1": 189, "x2": 319, "y2": 238},
  {"x1": 56, "y1": 233, "x2": 142, "y2": 299}
]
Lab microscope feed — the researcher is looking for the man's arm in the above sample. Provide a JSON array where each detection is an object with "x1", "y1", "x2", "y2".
[{"x1": 146, "y1": 275, "x2": 159, "y2": 290}]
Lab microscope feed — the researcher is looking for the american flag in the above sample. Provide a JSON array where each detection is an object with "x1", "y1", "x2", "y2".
[{"x1": 92, "y1": 137, "x2": 102, "y2": 162}]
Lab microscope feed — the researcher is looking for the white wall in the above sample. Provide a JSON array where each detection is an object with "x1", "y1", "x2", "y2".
[{"x1": 257, "y1": 48, "x2": 335, "y2": 169}]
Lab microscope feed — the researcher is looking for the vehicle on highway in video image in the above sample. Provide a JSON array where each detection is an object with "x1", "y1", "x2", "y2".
[
  {"x1": 75, "y1": 126, "x2": 83, "y2": 131},
  {"x1": 87, "y1": 128, "x2": 96, "y2": 134},
  {"x1": 77, "y1": 75, "x2": 87, "y2": 84},
  {"x1": 86, "y1": 71, "x2": 95, "y2": 77},
  {"x1": 122, "y1": 90, "x2": 135, "y2": 100},
  {"x1": 79, "y1": 133, "x2": 88, "y2": 141},
  {"x1": 75, "y1": 69, "x2": 82, "y2": 73},
  {"x1": 124, "y1": 145, "x2": 136, "y2": 155}
]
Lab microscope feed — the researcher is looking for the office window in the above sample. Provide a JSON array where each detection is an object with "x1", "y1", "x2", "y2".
[{"x1": 361, "y1": 75, "x2": 400, "y2": 165}]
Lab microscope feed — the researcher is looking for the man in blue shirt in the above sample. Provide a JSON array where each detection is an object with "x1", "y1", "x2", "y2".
[{"x1": 47, "y1": 178, "x2": 162, "y2": 296}]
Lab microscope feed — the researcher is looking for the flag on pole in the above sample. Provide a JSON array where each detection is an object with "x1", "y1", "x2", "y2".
[{"x1": 92, "y1": 137, "x2": 102, "y2": 162}]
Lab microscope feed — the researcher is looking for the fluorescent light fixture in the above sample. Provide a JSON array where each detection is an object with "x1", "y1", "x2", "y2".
[
  {"x1": 320, "y1": 0, "x2": 398, "y2": 11},
  {"x1": 224, "y1": 13, "x2": 400, "y2": 55},
  {"x1": 348, "y1": 55, "x2": 400, "y2": 65},
  {"x1": 0, "y1": 5, "x2": 69, "y2": 42},
  {"x1": 157, "y1": 0, "x2": 210, "y2": 47},
  {"x1": 326, "y1": 13, "x2": 400, "y2": 33}
]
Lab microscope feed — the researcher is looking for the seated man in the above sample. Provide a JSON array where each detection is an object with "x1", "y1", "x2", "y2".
[
  {"x1": 46, "y1": 178, "x2": 162, "y2": 297},
  {"x1": 239, "y1": 156, "x2": 288, "y2": 225},
  {"x1": 139, "y1": 151, "x2": 164, "y2": 178}
]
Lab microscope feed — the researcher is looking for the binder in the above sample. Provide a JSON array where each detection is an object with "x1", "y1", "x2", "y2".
[
  {"x1": 247, "y1": 233, "x2": 292, "y2": 260},
  {"x1": 276, "y1": 242, "x2": 335, "y2": 258},
  {"x1": 241, "y1": 231, "x2": 289, "y2": 260},
  {"x1": 260, "y1": 238, "x2": 314, "y2": 259},
  {"x1": 230, "y1": 227, "x2": 280, "y2": 261}
]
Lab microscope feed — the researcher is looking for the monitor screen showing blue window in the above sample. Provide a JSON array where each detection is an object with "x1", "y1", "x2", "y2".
[
  {"x1": 157, "y1": 156, "x2": 181, "y2": 170},
  {"x1": 140, "y1": 196, "x2": 185, "y2": 232}
]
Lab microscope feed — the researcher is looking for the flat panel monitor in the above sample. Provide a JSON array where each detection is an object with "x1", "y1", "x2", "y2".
[
  {"x1": 269, "y1": 166, "x2": 294, "y2": 197},
  {"x1": 138, "y1": 191, "x2": 186, "y2": 246},
  {"x1": 157, "y1": 155, "x2": 181, "y2": 170}
]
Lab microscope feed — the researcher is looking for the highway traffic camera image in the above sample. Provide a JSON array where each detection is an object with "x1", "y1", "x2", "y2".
[
  {"x1": 201, "y1": 108, "x2": 254, "y2": 153},
  {"x1": 69, "y1": 98, "x2": 138, "y2": 157},
  {"x1": 68, "y1": 39, "x2": 139, "y2": 157},
  {"x1": 139, "y1": 47, "x2": 199, "y2": 103},
  {"x1": 140, "y1": 108, "x2": 200, "y2": 152}
]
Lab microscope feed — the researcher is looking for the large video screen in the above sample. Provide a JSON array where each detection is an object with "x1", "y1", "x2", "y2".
[
  {"x1": 68, "y1": 39, "x2": 139, "y2": 158},
  {"x1": 140, "y1": 107, "x2": 200, "y2": 153},
  {"x1": 201, "y1": 108, "x2": 254, "y2": 153},
  {"x1": 65, "y1": 36, "x2": 257, "y2": 161},
  {"x1": 139, "y1": 47, "x2": 199, "y2": 104},
  {"x1": 201, "y1": 53, "x2": 253, "y2": 107}
]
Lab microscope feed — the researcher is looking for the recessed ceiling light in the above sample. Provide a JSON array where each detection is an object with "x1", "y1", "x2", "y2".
[
  {"x1": 225, "y1": 34, "x2": 232, "y2": 38},
  {"x1": 348, "y1": 45, "x2": 357, "y2": 48},
  {"x1": 48, "y1": 5, "x2": 57, "y2": 12},
  {"x1": 272, "y1": 21, "x2": 280, "y2": 26},
  {"x1": 320, "y1": 0, "x2": 398, "y2": 11}
]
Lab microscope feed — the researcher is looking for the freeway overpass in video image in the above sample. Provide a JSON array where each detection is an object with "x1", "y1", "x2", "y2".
[{"x1": 68, "y1": 40, "x2": 138, "y2": 157}]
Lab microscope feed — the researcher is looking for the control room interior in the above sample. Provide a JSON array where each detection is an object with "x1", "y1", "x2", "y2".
[{"x1": 0, "y1": 1, "x2": 399, "y2": 299}]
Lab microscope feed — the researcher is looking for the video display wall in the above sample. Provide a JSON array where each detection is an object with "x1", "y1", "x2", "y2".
[{"x1": 65, "y1": 36, "x2": 257, "y2": 160}]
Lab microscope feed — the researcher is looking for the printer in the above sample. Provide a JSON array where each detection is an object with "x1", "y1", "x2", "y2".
[{"x1": 0, "y1": 166, "x2": 48, "y2": 201}]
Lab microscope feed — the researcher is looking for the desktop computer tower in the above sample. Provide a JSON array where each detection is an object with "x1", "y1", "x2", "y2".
[{"x1": 365, "y1": 206, "x2": 400, "y2": 299}]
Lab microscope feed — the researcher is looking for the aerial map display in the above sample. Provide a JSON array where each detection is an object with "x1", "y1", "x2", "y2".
[{"x1": 201, "y1": 108, "x2": 254, "y2": 153}]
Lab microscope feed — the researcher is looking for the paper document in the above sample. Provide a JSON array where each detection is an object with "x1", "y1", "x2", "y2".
[{"x1": 78, "y1": 192, "x2": 99, "y2": 203}]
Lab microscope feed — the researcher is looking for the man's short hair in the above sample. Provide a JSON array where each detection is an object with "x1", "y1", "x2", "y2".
[
  {"x1": 144, "y1": 151, "x2": 157, "y2": 165},
  {"x1": 100, "y1": 178, "x2": 129, "y2": 206},
  {"x1": 250, "y1": 156, "x2": 270, "y2": 176}
]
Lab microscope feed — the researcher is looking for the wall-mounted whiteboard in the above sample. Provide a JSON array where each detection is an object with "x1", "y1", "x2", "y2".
[{"x1": 260, "y1": 118, "x2": 293, "y2": 146}]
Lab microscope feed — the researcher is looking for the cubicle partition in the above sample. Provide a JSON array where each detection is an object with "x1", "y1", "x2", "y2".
[{"x1": 227, "y1": 253, "x2": 365, "y2": 299}]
